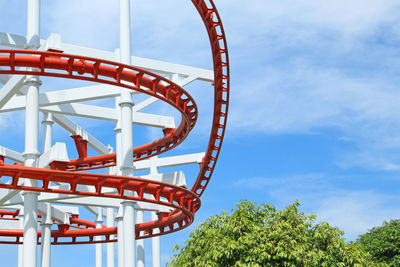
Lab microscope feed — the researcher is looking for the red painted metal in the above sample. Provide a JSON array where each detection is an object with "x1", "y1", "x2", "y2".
[{"x1": 0, "y1": 0, "x2": 229, "y2": 243}]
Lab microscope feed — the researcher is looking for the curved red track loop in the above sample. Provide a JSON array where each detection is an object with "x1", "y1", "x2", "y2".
[
  {"x1": 0, "y1": 165, "x2": 199, "y2": 240},
  {"x1": 0, "y1": 0, "x2": 229, "y2": 242},
  {"x1": 0, "y1": 49, "x2": 198, "y2": 170},
  {"x1": 0, "y1": 211, "x2": 119, "y2": 245}
]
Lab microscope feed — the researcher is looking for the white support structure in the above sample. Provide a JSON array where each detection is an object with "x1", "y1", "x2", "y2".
[
  {"x1": 134, "y1": 152, "x2": 204, "y2": 171},
  {"x1": 42, "y1": 112, "x2": 54, "y2": 153},
  {"x1": 40, "y1": 203, "x2": 52, "y2": 267},
  {"x1": 0, "y1": 85, "x2": 125, "y2": 113},
  {"x1": 0, "y1": 74, "x2": 26, "y2": 109},
  {"x1": 0, "y1": 0, "x2": 215, "y2": 266},
  {"x1": 116, "y1": 206, "x2": 124, "y2": 267},
  {"x1": 119, "y1": 1, "x2": 136, "y2": 266},
  {"x1": 17, "y1": 207, "x2": 24, "y2": 267},
  {"x1": 95, "y1": 208, "x2": 104, "y2": 267},
  {"x1": 136, "y1": 210, "x2": 145, "y2": 267},
  {"x1": 151, "y1": 211, "x2": 161, "y2": 267},
  {"x1": 0, "y1": 146, "x2": 24, "y2": 163},
  {"x1": 106, "y1": 208, "x2": 115, "y2": 267},
  {"x1": 52, "y1": 114, "x2": 110, "y2": 155},
  {"x1": 23, "y1": 1, "x2": 41, "y2": 266}
]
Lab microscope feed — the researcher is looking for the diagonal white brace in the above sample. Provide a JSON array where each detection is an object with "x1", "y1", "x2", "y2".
[{"x1": 0, "y1": 74, "x2": 26, "y2": 109}]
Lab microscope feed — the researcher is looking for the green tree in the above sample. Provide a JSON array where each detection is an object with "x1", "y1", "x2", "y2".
[
  {"x1": 357, "y1": 220, "x2": 400, "y2": 266},
  {"x1": 169, "y1": 200, "x2": 378, "y2": 267}
]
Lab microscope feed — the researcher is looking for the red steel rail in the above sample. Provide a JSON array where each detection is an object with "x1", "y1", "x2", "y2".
[{"x1": 0, "y1": 0, "x2": 229, "y2": 243}]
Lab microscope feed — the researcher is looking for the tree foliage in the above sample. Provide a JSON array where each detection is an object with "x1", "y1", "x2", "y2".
[
  {"x1": 357, "y1": 220, "x2": 400, "y2": 266},
  {"x1": 169, "y1": 200, "x2": 377, "y2": 266}
]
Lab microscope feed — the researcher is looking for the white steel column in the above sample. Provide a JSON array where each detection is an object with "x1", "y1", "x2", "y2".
[
  {"x1": 136, "y1": 210, "x2": 145, "y2": 267},
  {"x1": 40, "y1": 203, "x2": 52, "y2": 267},
  {"x1": 42, "y1": 112, "x2": 53, "y2": 152},
  {"x1": 17, "y1": 207, "x2": 24, "y2": 267},
  {"x1": 106, "y1": 208, "x2": 115, "y2": 267},
  {"x1": 151, "y1": 211, "x2": 161, "y2": 267},
  {"x1": 116, "y1": 206, "x2": 124, "y2": 267},
  {"x1": 120, "y1": 0, "x2": 135, "y2": 267},
  {"x1": 40, "y1": 113, "x2": 53, "y2": 267},
  {"x1": 23, "y1": 1, "x2": 41, "y2": 266},
  {"x1": 96, "y1": 208, "x2": 104, "y2": 267},
  {"x1": 150, "y1": 158, "x2": 161, "y2": 267}
]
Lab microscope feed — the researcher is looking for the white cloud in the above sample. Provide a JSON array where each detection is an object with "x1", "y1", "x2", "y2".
[
  {"x1": 234, "y1": 173, "x2": 400, "y2": 240},
  {"x1": 316, "y1": 191, "x2": 400, "y2": 240}
]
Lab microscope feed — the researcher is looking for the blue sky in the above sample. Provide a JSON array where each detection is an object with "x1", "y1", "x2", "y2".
[{"x1": 2, "y1": 0, "x2": 400, "y2": 266}]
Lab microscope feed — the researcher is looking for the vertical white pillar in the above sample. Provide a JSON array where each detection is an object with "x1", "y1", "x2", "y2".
[
  {"x1": 106, "y1": 208, "x2": 115, "y2": 267},
  {"x1": 41, "y1": 114, "x2": 53, "y2": 267},
  {"x1": 23, "y1": 1, "x2": 41, "y2": 266},
  {"x1": 42, "y1": 112, "x2": 53, "y2": 152},
  {"x1": 115, "y1": 206, "x2": 124, "y2": 267},
  {"x1": 17, "y1": 207, "x2": 24, "y2": 267},
  {"x1": 149, "y1": 158, "x2": 161, "y2": 267},
  {"x1": 119, "y1": 0, "x2": 135, "y2": 267},
  {"x1": 95, "y1": 208, "x2": 104, "y2": 267},
  {"x1": 136, "y1": 210, "x2": 145, "y2": 267},
  {"x1": 40, "y1": 203, "x2": 52, "y2": 267},
  {"x1": 151, "y1": 211, "x2": 161, "y2": 267}
]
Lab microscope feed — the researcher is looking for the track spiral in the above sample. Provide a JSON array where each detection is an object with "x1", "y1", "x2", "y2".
[{"x1": 0, "y1": 0, "x2": 229, "y2": 244}]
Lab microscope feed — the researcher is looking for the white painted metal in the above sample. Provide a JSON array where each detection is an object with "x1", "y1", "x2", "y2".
[
  {"x1": 42, "y1": 112, "x2": 54, "y2": 153},
  {"x1": 22, "y1": 1, "x2": 41, "y2": 266},
  {"x1": 151, "y1": 211, "x2": 161, "y2": 267},
  {"x1": 0, "y1": 74, "x2": 26, "y2": 109},
  {"x1": 106, "y1": 208, "x2": 115, "y2": 267},
  {"x1": 0, "y1": 73, "x2": 10, "y2": 84},
  {"x1": 52, "y1": 114, "x2": 110, "y2": 155},
  {"x1": 0, "y1": 85, "x2": 125, "y2": 113},
  {"x1": 136, "y1": 210, "x2": 145, "y2": 267},
  {"x1": 40, "y1": 103, "x2": 176, "y2": 128},
  {"x1": 148, "y1": 157, "x2": 161, "y2": 267},
  {"x1": 120, "y1": 1, "x2": 136, "y2": 266},
  {"x1": 134, "y1": 152, "x2": 204, "y2": 171},
  {"x1": 3, "y1": 194, "x2": 171, "y2": 213},
  {"x1": 37, "y1": 142, "x2": 69, "y2": 169},
  {"x1": 17, "y1": 207, "x2": 24, "y2": 267},
  {"x1": 142, "y1": 171, "x2": 187, "y2": 187},
  {"x1": 0, "y1": 1, "x2": 213, "y2": 266},
  {"x1": 132, "y1": 97, "x2": 158, "y2": 112},
  {"x1": 96, "y1": 207, "x2": 104, "y2": 267},
  {"x1": 0, "y1": 32, "x2": 26, "y2": 48},
  {"x1": 40, "y1": 203, "x2": 52, "y2": 267},
  {"x1": 116, "y1": 206, "x2": 124, "y2": 267},
  {"x1": 0, "y1": 30, "x2": 213, "y2": 81},
  {"x1": 0, "y1": 145, "x2": 24, "y2": 163}
]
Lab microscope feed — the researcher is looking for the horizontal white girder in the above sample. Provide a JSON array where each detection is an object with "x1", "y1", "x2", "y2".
[
  {"x1": 41, "y1": 103, "x2": 116, "y2": 121},
  {"x1": 134, "y1": 152, "x2": 205, "y2": 171},
  {"x1": 1, "y1": 191, "x2": 170, "y2": 213},
  {"x1": 54, "y1": 198, "x2": 170, "y2": 213},
  {"x1": 4, "y1": 202, "x2": 75, "y2": 224},
  {"x1": 0, "y1": 32, "x2": 213, "y2": 82},
  {"x1": 0, "y1": 32, "x2": 26, "y2": 48},
  {"x1": 141, "y1": 171, "x2": 186, "y2": 187},
  {"x1": 0, "y1": 84, "x2": 124, "y2": 113},
  {"x1": 41, "y1": 103, "x2": 175, "y2": 128},
  {"x1": 0, "y1": 145, "x2": 24, "y2": 163}
]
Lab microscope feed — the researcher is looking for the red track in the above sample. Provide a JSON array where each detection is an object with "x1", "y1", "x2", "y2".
[{"x1": 0, "y1": 0, "x2": 229, "y2": 243}]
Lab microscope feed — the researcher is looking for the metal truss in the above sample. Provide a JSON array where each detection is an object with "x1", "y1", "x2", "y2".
[{"x1": 0, "y1": 0, "x2": 229, "y2": 267}]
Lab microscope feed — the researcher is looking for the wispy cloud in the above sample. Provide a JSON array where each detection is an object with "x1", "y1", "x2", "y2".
[{"x1": 234, "y1": 173, "x2": 400, "y2": 240}]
